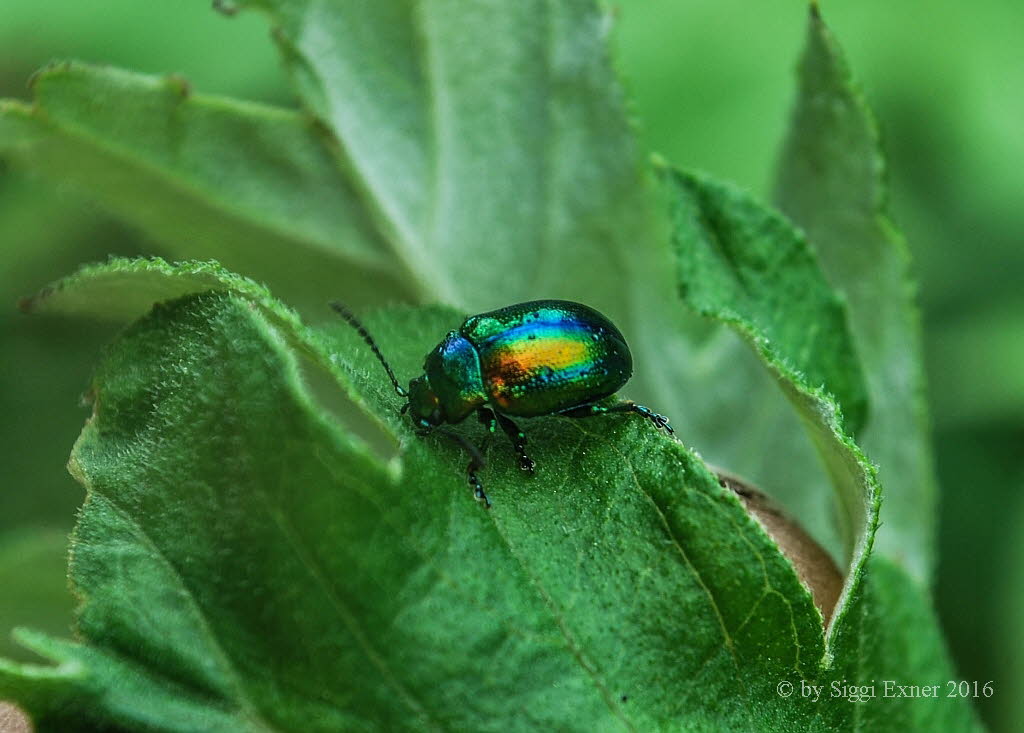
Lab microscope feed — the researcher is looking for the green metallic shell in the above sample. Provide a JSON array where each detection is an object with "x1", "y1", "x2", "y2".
[
  {"x1": 418, "y1": 300, "x2": 633, "y2": 422},
  {"x1": 461, "y1": 300, "x2": 632, "y2": 418}
]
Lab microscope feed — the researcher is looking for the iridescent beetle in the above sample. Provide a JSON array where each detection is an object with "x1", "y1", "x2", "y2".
[{"x1": 332, "y1": 300, "x2": 673, "y2": 507}]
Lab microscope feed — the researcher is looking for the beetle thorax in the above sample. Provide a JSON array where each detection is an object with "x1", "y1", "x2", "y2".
[{"x1": 410, "y1": 332, "x2": 485, "y2": 425}]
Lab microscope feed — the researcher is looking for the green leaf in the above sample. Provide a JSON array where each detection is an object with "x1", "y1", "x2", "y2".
[
  {"x1": 3, "y1": 3, "x2": 825, "y2": 526},
  {"x1": 4, "y1": 260, "x2": 982, "y2": 730},
  {"x1": 224, "y1": 0, "x2": 655, "y2": 313},
  {"x1": 662, "y1": 170, "x2": 979, "y2": 730},
  {"x1": 662, "y1": 166, "x2": 871, "y2": 565},
  {"x1": 812, "y1": 554, "x2": 982, "y2": 731},
  {"x1": 0, "y1": 63, "x2": 411, "y2": 310},
  {"x1": 2, "y1": 264, "x2": 825, "y2": 730},
  {"x1": 0, "y1": 0, "x2": 978, "y2": 727},
  {"x1": 773, "y1": 7, "x2": 937, "y2": 581},
  {"x1": 19, "y1": 257, "x2": 283, "y2": 323}
]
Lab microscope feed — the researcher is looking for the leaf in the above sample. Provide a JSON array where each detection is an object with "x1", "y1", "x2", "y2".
[
  {"x1": 662, "y1": 170, "x2": 980, "y2": 730},
  {"x1": 773, "y1": 7, "x2": 937, "y2": 581},
  {"x1": 662, "y1": 166, "x2": 871, "y2": 565},
  {"x1": 3, "y1": 260, "x2": 983, "y2": 730},
  {"x1": 223, "y1": 0, "x2": 655, "y2": 313},
  {"x1": 0, "y1": 261, "x2": 826, "y2": 730},
  {"x1": 19, "y1": 257, "x2": 283, "y2": 323},
  {"x1": 0, "y1": 63, "x2": 411, "y2": 310},
  {"x1": 0, "y1": 1, "x2": 979, "y2": 727},
  {"x1": 809, "y1": 554, "x2": 982, "y2": 732},
  {"x1": 3, "y1": 2, "x2": 829, "y2": 527},
  {"x1": 18, "y1": 257, "x2": 397, "y2": 452}
]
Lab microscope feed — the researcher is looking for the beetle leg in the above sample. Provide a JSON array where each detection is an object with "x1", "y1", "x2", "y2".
[
  {"x1": 494, "y1": 413, "x2": 536, "y2": 474},
  {"x1": 475, "y1": 408, "x2": 498, "y2": 462},
  {"x1": 477, "y1": 407, "x2": 498, "y2": 436},
  {"x1": 560, "y1": 400, "x2": 674, "y2": 436},
  {"x1": 465, "y1": 451, "x2": 490, "y2": 509},
  {"x1": 624, "y1": 403, "x2": 675, "y2": 435},
  {"x1": 424, "y1": 426, "x2": 491, "y2": 508}
]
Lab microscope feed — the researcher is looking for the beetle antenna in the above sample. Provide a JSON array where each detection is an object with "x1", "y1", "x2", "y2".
[{"x1": 330, "y1": 302, "x2": 408, "y2": 397}]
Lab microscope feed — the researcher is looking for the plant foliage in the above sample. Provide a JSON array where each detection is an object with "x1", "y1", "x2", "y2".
[{"x1": 0, "y1": 2, "x2": 977, "y2": 730}]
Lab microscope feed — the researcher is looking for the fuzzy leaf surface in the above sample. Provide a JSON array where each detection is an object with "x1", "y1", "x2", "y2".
[
  {"x1": 228, "y1": 0, "x2": 652, "y2": 312},
  {"x1": 1, "y1": 259, "x2": 981, "y2": 730},
  {"x1": 774, "y1": 9, "x2": 937, "y2": 581},
  {"x1": 664, "y1": 169, "x2": 978, "y2": 730},
  {"x1": 0, "y1": 1, "x2": 839, "y2": 528},
  {"x1": 0, "y1": 262, "x2": 824, "y2": 730},
  {"x1": 0, "y1": 64, "x2": 407, "y2": 309},
  {"x1": 663, "y1": 166, "x2": 871, "y2": 564}
]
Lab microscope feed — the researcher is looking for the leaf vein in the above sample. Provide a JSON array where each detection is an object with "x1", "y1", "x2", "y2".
[
  {"x1": 254, "y1": 486, "x2": 444, "y2": 731},
  {"x1": 488, "y1": 430, "x2": 637, "y2": 733},
  {"x1": 565, "y1": 421, "x2": 755, "y2": 724},
  {"x1": 94, "y1": 493, "x2": 278, "y2": 733}
]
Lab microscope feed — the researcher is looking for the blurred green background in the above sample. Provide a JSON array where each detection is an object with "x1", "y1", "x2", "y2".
[{"x1": 1, "y1": 0, "x2": 1019, "y2": 729}]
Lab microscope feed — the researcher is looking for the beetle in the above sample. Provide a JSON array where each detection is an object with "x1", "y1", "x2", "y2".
[{"x1": 332, "y1": 300, "x2": 673, "y2": 507}]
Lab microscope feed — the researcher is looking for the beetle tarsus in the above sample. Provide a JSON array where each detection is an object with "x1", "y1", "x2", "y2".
[
  {"x1": 560, "y1": 400, "x2": 675, "y2": 437},
  {"x1": 469, "y1": 469, "x2": 491, "y2": 509},
  {"x1": 432, "y1": 427, "x2": 492, "y2": 509},
  {"x1": 632, "y1": 403, "x2": 675, "y2": 435},
  {"x1": 465, "y1": 443, "x2": 490, "y2": 508},
  {"x1": 495, "y1": 412, "x2": 536, "y2": 475}
]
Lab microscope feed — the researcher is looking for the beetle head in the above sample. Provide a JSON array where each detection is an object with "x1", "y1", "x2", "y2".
[{"x1": 407, "y1": 375, "x2": 444, "y2": 427}]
